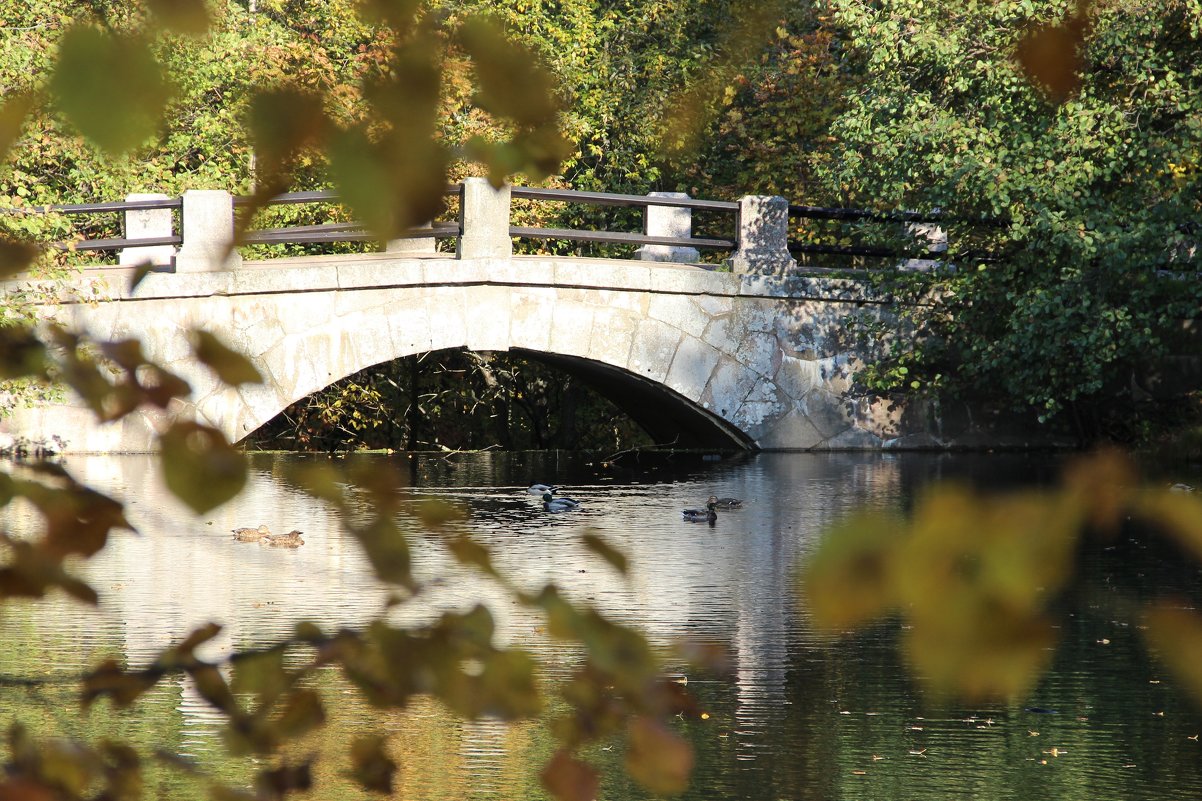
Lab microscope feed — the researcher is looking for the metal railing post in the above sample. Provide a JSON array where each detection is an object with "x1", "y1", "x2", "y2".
[
  {"x1": 456, "y1": 178, "x2": 512, "y2": 259},
  {"x1": 729, "y1": 195, "x2": 797, "y2": 275},
  {"x1": 175, "y1": 189, "x2": 241, "y2": 272}
]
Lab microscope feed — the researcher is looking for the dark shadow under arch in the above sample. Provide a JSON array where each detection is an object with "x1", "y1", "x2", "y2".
[{"x1": 512, "y1": 349, "x2": 756, "y2": 451}]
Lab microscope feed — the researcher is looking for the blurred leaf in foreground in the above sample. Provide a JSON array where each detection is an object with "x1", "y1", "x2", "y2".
[
  {"x1": 189, "y1": 330, "x2": 262, "y2": 387},
  {"x1": 50, "y1": 26, "x2": 171, "y2": 156},
  {"x1": 1143, "y1": 603, "x2": 1202, "y2": 703},
  {"x1": 159, "y1": 422, "x2": 246, "y2": 514}
]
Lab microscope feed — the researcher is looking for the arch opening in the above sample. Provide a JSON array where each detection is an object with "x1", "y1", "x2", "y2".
[{"x1": 245, "y1": 347, "x2": 754, "y2": 453}]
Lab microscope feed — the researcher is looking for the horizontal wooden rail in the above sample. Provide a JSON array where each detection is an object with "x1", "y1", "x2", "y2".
[{"x1": 510, "y1": 226, "x2": 734, "y2": 250}]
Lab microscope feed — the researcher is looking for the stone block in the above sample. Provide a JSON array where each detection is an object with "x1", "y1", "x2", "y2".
[
  {"x1": 800, "y1": 388, "x2": 853, "y2": 439},
  {"x1": 648, "y1": 294, "x2": 707, "y2": 338},
  {"x1": 457, "y1": 178, "x2": 512, "y2": 259},
  {"x1": 386, "y1": 305, "x2": 434, "y2": 355},
  {"x1": 588, "y1": 308, "x2": 638, "y2": 367},
  {"x1": 734, "y1": 331, "x2": 780, "y2": 378},
  {"x1": 119, "y1": 193, "x2": 176, "y2": 268},
  {"x1": 275, "y1": 292, "x2": 337, "y2": 336},
  {"x1": 462, "y1": 285, "x2": 512, "y2": 351},
  {"x1": 628, "y1": 318, "x2": 681, "y2": 383},
  {"x1": 728, "y1": 195, "x2": 797, "y2": 275},
  {"x1": 634, "y1": 192, "x2": 700, "y2": 263},
  {"x1": 665, "y1": 335, "x2": 722, "y2": 401},
  {"x1": 233, "y1": 264, "x2": 337, "y2": 295},
  {"x1": 337, "y1": 258, "x2": 428, "y2": 289},
  {"x1": 824, "y1": 426, "x2": 884, "y2": 450},
  {"x1": 425, "y1": 287, "x2": 470, "y2": 351},
  {"x1": 176, "y1": 190, "x2": 241, "y2": 272},
  {"x1": 754, "y1": 412, "x2": 825, "y2": 451},
  {"x1": 774, "y1": 355, "x2": 822, "y2": 401},
  {"x1": 701, "y1": 356, "x2": 758, "y2": 419},
  {"x1": 550, "y1": 302, "x2": 595, "y2": 358},
  {"x1": 648, "y1": 265, "x2": 734, "y2": 296},
  {"x1": 510, "y1": 287, "x2": 557, "y2": 351}
]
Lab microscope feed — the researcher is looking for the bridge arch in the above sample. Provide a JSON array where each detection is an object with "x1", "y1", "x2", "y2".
[{"x1": 12, "y1": 254, "x2": 918, "y2": 452}]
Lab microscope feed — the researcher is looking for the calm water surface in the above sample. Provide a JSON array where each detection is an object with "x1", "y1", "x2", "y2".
[{"x1": 2, "y1": 450, "x2": 1201, "y2": 800}]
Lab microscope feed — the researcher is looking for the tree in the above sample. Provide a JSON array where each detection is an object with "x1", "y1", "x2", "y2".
[{"x1": 817, "y1": 0, "x2": 1202, "y2": 439}]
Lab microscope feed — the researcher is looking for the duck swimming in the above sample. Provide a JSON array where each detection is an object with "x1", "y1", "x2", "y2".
[
  {"x1": 711, "y1": 496, "x2": 743, "y2": 509},
  {"x1": 232, "y1": 525, "x2": 271, "y2": 542},
  {"x1": 265, "y1": 530, "x2": 304, "y2": 548},
  {"x1": 528, "y1": 484, "x2": 559, "y2": 495},
  {"x1": 542, "y1": 492, "x2": 580, "y2": 512},
  {"x1": 682, "y1": 499, "x2": 717, "y2": 523}
]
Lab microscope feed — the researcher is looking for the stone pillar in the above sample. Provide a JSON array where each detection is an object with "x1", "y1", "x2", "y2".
[
  {"x1": 387, "y1": 222, "x2": 437, "y2": 255},
  {"x1": 728, "y1": 195, "x2": 797, "y2": 275},
  {"x1": 635, "y1": 192, "x2": 699, "y2": 263},
  {"x1": 118, "y1": 193, "x2": 176, "y2": 267},
  {"x1": 899, "y1": 219, "x2": 949, "y2": 272},
  {"x1": 175, "y1": 189, "x2": 241, "y2": 272},
  {"x1": 456, "y1": 177, "x2": 511, "y2": 259}
]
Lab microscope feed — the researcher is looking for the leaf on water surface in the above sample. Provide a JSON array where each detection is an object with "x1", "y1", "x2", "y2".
[
  {"x1": 541, "y1": 750, "x2": 598, "y2": 801},
  {"x1": 581, "y1": 530, "x2": 628, "y2": 575},
  {"x1": 188, "y1": 330, "x2": 262, "y2": 387},
  {"x1": 159, "y1": 422, "x2": 247, "y2": 514},
  {"x1": 50, "y1": 26, "x2": 171, "y2": 156},
  {"x1": 348, "y1": 735, "x2": 397, "y2": 794},
  {"x1": 625, "y1": 716, "x2": 693, "y2": 796}
]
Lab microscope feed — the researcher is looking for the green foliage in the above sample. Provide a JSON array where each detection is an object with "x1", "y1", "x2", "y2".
[{"x1": 819, "y1": 0, "x2": 1202, "y2": 434}]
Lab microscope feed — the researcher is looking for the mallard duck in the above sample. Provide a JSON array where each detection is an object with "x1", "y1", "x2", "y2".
[
  {"x1": 528, "y1": 483, "x2": 559, "y2": 495},
  {"x1": 711, "y1": 496, "x2": 743, "y2": 509},
  {"x1": 682, "y1": 500, "x2": 717, "y2": 523},
  {"x1": 232, "y1": 524, "x2": 271, "y2": 542},
  {"x1": 542, "y1": 492, "x2": 580, "y2": 512},
  {"x1": 265, "y1": 529, "x2": 304, "y2": 548}
]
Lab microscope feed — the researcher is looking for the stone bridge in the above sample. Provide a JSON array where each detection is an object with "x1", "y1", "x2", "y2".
[{"x1": 5, "y1": 179, "x2": 978, "y2": 453}]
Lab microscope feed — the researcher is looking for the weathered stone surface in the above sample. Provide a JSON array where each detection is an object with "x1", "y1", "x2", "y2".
[
  {"x1": 665, "y1": 335, "x2": 722, "y2": 400},
  {"x1": 588, "y1": 308, "x2": 638, "y2": 367},
  {"x1": 628, "y1": 318, "x2": 681, "y2": 383},
  {"x1": 648, "y1": 294, "x2": 708, "y2": 338},
  {"x1": 510, "y1": 287, "x2": 557, "y2": 351},
  {"x1": 4, "y1": 250, "x2": 1055, "y2": 452},
  {"x1": 551, "y1": 301, "x2": 595, "y2": 358}
]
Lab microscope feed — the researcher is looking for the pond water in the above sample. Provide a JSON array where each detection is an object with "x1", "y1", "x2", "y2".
[{"x1": 1, "y1": 450, "x2": 1201, "y2": 801}]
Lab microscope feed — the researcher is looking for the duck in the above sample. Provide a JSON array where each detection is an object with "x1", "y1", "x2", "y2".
[
  {"x1": 682, "y1": 499, "x2": 717, "y2": 523},
  {"x1": 232, "y1": 524, "x2": 271, "y2": 542},
  {"x1": 528, "y1": 484, "x2": 559, "y2": 495},
  {"x1": 710, "y1": 496, "x2": 743, "y2": 509},
  {"x1": 542, "y1": 492, "x2": 580, "y2": 512},
  {"x1": 264, "y1": 530, "x2": 304, "y2": 548}
]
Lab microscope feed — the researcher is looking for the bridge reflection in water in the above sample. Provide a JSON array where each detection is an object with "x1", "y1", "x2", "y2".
[{"x1": 5, "y1": 450, "x2": 1192, "y2": 801}]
